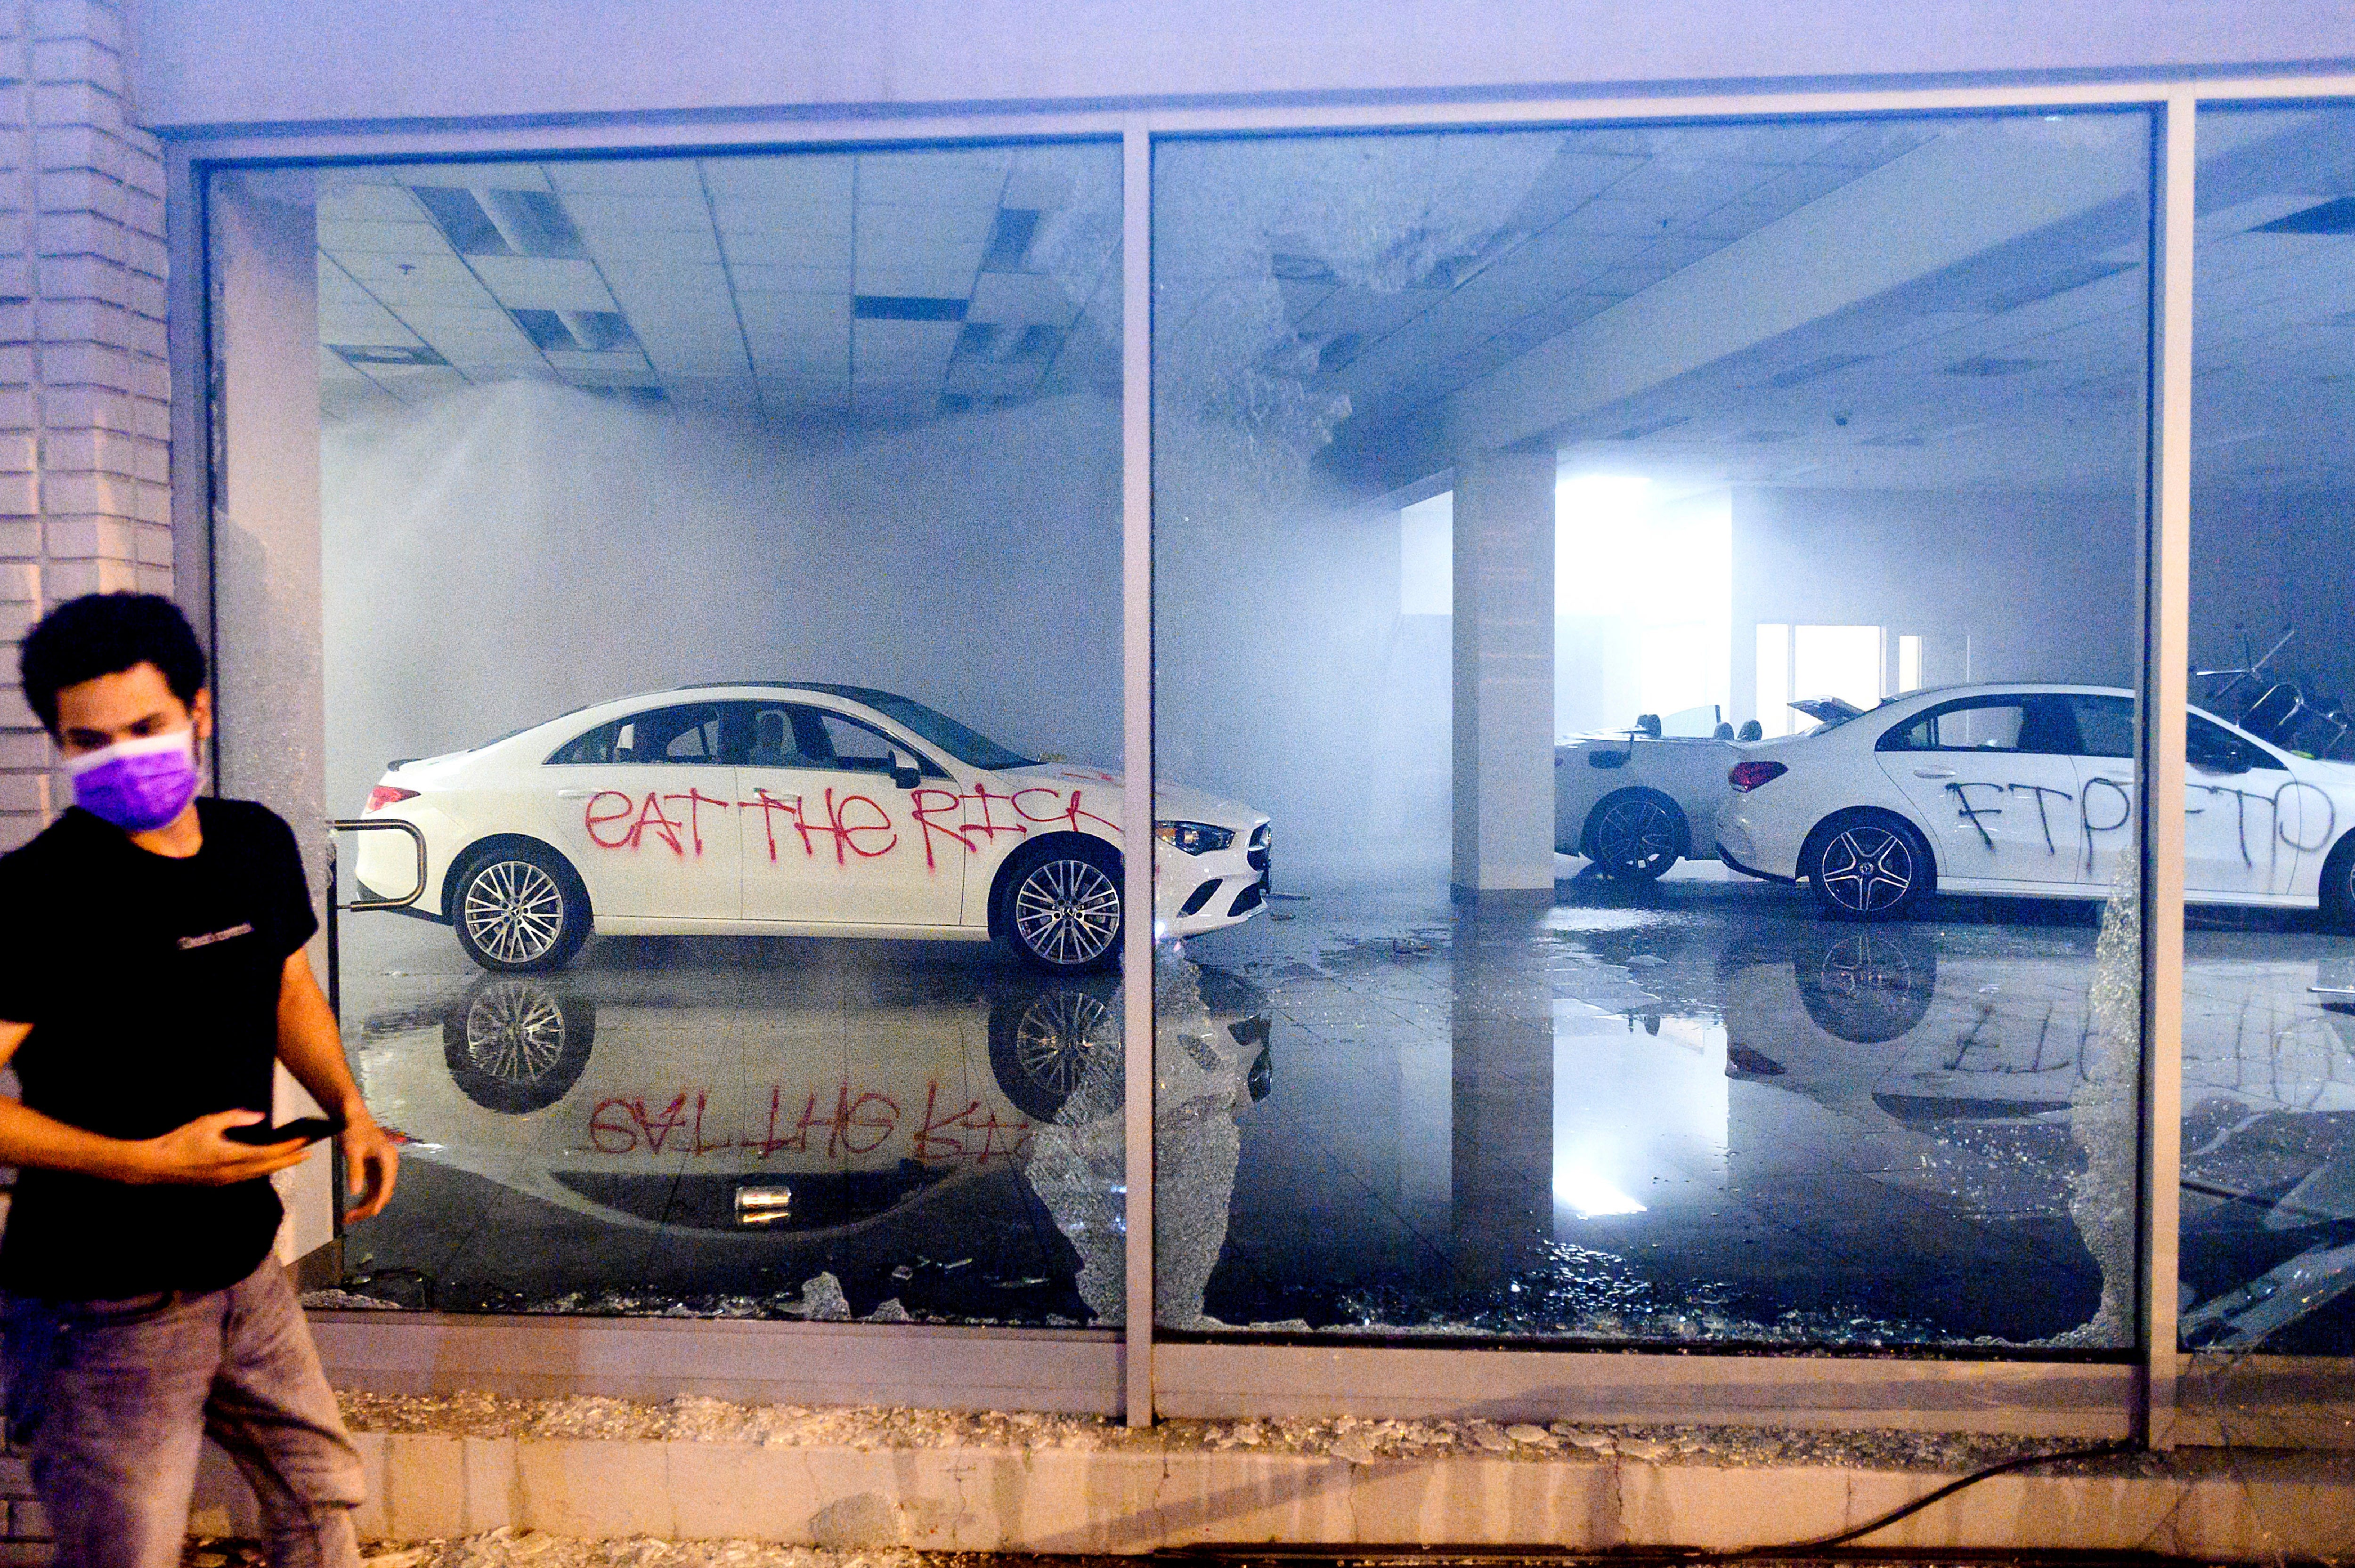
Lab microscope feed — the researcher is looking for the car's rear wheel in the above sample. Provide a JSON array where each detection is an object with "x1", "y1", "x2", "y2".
[
  {"x1": 1000, "y1": 839, "x2": 1122, "y2": 972},
  {"x1": 452, "y1": 843, "x2": 591, "y2": 972},
  {"x1": 443, "y1": 978, "x2": 596, "y2": 1112},
  {"x1": 1793, "y1": 926, "x2": 1939, "y2": 1043},
  {"x1": 1584, "y1": 787, "x2": 1686, "y2": 881},
  {"x1": 1804, "y1": 811, "x2": 1933, "y2": 921}
]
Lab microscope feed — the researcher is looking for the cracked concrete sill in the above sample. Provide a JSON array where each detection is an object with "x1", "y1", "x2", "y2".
[{"x1": 181, "y1": 1395, "x2": 2355, "y2": 1556}]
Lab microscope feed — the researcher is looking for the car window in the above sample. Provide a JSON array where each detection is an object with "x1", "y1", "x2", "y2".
[
  {"x1": 2189, "y1": 713, "x2": 2284, "y2": 773},
  {"x1": 549, "y1": 703, "x2": 731, "y2": 766},
  {"x1": 2064, "y1": 695, "x2": 2137, "y2": 760},
  {"x1": 1881, "y1": 697, "x2": 2043, "y2": 752},
  {"x1": 739, "y1": 703, "x2": 947, "y2": 778}
]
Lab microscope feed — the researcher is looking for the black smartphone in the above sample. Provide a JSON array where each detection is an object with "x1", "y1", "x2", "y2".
[{"x1": 224, "y1": 1116, "x2": 344, "y2": 1148}]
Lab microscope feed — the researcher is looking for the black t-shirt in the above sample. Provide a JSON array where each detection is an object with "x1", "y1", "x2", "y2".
[{"x1": 0, "y1": 799, "x2": 317, "y2": 1300}]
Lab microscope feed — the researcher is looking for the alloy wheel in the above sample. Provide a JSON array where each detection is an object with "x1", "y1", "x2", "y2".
[
  {"x1": 1818, "y1": 825, "x2": 1917, "y2": 914},
  {"x1": 1592, "y1": 796, "x2": 1679, "y2": 875},
  {"x1": 462, "y1": 980, "x2": 569, "y2": 1083},
  {"x1": 1013, "y1": 989, "x2": 1116, "y2": 1096},
  {"x1": 463, "y1": 858, "x2": 567, "y2": 965},
  {"x1": 1012, "y1": 857, "x2": 1122, "y2": 966}
]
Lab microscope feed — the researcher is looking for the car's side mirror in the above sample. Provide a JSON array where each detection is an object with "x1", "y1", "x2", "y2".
[{"x1": 889, "y1": 748, "x2": 922, "y2": 790}]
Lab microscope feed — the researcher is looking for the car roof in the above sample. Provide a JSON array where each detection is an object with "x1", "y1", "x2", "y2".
[{"x1": 668, "y1": 680, "x2": 905, "y2": 704}]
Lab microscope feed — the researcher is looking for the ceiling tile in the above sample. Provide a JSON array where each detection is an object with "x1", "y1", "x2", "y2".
[
  {"x1": 729, "y1": 262, "x2": 852, "y2": 293},
  {"x1": 598, "y1": 262, "x2": 731, "y2": 307},
  {"x1": 319, "y1": 219, "x2": 450, "y2": 255},
  {"x1": 966, "y1": 270, "x2": 1082, "y2": 328},
  {"x1": 377, "y1": 162, "x2": 554, "y2": 191},
  {"x1": 854, "y1": 259, "x2": 984, "y2": 299},
  {"x1": 469, "y1": 256, "x2": 616, "y2": 311},
  {"x1": 703, "y1": 155, "x2": 855, "y2": 208},
  {"x1": 854, "y1": 148, "x2": 1009, "y2": 208},
  {"x1": 547, "y1": 160, "x2": 707, "y2": 198},
  {"x1": 562, "y1": 195, "x2": 713, "y2": 233},
  {"x1": 721, "y1": 229, "x2": 853, "y2": 268},
  {"x1": 317, "y1": 185, "x2": 427, "y2": 224},
  {"x1": 335, "y1": 252, "x2": 499, "y2": 309},
  {"x1": 643, "y1": 347, "x2": 750, "y2": 377}
]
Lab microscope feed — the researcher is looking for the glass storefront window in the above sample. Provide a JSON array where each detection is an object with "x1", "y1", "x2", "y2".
[
  {"x1": 292, "y1": 142, "x2": 1134, "y2": 1324},
  {"x1": 1152, "y1": 113, "x2": 2154, "y2": 1348},
  {"x1": 2180, "y1": 104, "x2": 2355, "y2": 1354}
]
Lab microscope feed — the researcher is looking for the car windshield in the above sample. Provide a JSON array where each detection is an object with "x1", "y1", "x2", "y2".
[{"x1": 835, "y1": 690, "x2": 1039, "y2": 770}]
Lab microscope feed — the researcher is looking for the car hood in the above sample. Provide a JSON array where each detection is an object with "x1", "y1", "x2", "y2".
[{"x1": 988, "y1": 763, "x2": 1262, "y2": 829}]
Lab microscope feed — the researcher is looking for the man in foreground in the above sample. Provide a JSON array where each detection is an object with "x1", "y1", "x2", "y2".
[{"x1": 0, "y1": 592, "x2": 400, "y2": 1567}]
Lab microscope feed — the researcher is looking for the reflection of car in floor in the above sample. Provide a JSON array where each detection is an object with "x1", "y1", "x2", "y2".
[
  {"x1": 1555, "y1": 699, "x2": 1854, "y2": 880},
  {"x1": 375, "y1": 960, "x2": 1273, "y2": 1243},
  {"x1": 1725, "y1": 926, "x2": 2355, "y2": 1346},
  {"x1": 356, "y1": 684, "x2": 1271, "y2": 974},
  {"x1": 1716, "y1": 682, "x2": 2355, "y2": 922}
]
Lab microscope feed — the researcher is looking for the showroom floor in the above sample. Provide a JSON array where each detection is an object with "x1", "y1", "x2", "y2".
[{"x1": 333, "y1": 859, "x2": 2355, "y2": 1352}]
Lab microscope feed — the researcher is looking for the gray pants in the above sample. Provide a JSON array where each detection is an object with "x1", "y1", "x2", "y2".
[{"x1": 3, "y1": 1255, "x2": 364, "y2": 1568}]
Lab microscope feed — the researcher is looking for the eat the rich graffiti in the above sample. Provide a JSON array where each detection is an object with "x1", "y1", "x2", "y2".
[{"x1": 583, "y1": 782, "x2": 1118, "y2": 871}]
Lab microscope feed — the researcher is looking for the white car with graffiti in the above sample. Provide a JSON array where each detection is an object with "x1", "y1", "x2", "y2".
[
  {"x1": 355, "y1": 683, "x2": 1272, "y2": 972},
  {"x1": 1714, "y1": 682, "x2": 2355, "y2": 921}
]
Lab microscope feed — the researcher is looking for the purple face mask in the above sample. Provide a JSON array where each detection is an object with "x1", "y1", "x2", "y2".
[{"x1": 65, "y1": 729, "x2": 201, "y2": 833}]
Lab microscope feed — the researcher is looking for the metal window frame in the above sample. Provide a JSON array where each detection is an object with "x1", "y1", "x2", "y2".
[{"x1": 161, "y1": 64, "x2": 2355, "y2": 1440}]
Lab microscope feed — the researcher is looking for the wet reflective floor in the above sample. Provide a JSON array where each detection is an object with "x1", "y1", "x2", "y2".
[{"x1": 335, "y1": 863, "x2": 2355, "y2": 1352}]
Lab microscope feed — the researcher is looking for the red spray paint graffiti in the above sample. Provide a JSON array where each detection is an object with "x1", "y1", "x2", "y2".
[
  {"x1": 586, "y1": 1080, "x2": 1031, "y2": 1166},
  {"x1": 582, "y1": 782, "x2": 1118, "y2": 873}
]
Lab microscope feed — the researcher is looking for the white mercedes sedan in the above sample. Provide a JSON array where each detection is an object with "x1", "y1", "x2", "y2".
[
  {"x1": 1714, "y1": 682, "x2": 2355, "y2": 921},
  {"x1": 354, "y1": 684, "x2": 1271, "y2": 972}
]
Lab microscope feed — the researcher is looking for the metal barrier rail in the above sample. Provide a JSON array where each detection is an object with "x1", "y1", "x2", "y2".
[{"x1": 326, "y1": 817, "x2": 428, "y2": 912}]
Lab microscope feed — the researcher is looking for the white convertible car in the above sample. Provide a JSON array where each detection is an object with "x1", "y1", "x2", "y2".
[
  {"x1": 1715, "y1": 682, "x2": 2355, "y2": 921},
  {"x1": 1556, "y1": 699, "x2": 1858, "y2": 880},
  {"x1": 356, "y1": 683, "x2": 1271, "y2": 972}
]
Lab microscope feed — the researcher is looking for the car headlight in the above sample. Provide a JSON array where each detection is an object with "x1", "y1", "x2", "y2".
[{"x1": 1155, "y1": 820, "x2": 1234, "y2": 855}]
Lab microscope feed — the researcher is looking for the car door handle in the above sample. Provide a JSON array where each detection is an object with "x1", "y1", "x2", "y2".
[
  {"x1": 556, "y1": 788, "x2": 594, "y2": 800},
  {"x1": 1911, "y1": 768, "x2": 1957, "y2": 779}
]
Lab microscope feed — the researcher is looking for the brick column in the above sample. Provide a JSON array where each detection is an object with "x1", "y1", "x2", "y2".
[{"x1": 0, "y1": 0, "x2": 170, "y2": 851}]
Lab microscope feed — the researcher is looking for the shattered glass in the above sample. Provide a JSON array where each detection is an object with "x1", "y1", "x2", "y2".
[{"x1": 1152, "y1": 115, "x2": 2159, "y2": 1348}]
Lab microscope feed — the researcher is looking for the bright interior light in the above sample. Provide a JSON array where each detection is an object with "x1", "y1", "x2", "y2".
[
  {"x1": 1552, "y1": 1164, "x2": 1647, "y2": 1218},
  {"x1": 1556, "y1": 475, "x2": 1733, "y2": 735}
]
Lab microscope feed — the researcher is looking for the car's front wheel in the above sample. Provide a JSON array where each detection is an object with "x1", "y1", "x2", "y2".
[
  {"x1": 1584, "y1": 787, "x2": 1686, "y2": 881},
  {"x1": 999, "y1": 839, "x2": 1123, "y2": 972},
  {"x1": 1803, "y1": 811, "x2": 1933, "y2": 921},
  {"x1": 2321, "y1": 832, "x2": 2355, "y2": 928},
  {"x1": 452, "y1": 843, "x2": 592, "y2": 972}
]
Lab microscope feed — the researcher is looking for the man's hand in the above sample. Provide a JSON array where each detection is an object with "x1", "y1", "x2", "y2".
[
  {"x1": 338, "y1": 1108, "x2": 398, "y2": 1223},
  {"x1": 129, "y1": 1109, "x2": 316, "y2": 1186}
]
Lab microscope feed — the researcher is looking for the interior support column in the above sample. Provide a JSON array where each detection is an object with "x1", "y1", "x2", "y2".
[{"x1": 1452, "y1": 447, "x2": 1557, "y2": 899}]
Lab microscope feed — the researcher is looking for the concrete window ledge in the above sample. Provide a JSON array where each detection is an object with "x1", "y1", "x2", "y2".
[{"x1": 176, "y1": 1397, "x2": 2355, "y2": 1557}]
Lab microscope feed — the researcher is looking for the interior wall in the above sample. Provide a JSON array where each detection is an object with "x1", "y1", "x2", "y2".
[
  {"x1": 321, "y1": 382, "x2": 1120, "y2": 817},
  {"x1": 1730, "y1": 485, "x2": 2143, "y2": 724}
]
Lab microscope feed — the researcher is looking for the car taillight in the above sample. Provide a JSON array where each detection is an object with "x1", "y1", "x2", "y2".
[
  {"x1": 1728, "y1": 760, "x2": 1787, "y2": 792},
  {"x1": 366, "y1": 785, "x2": 420, "y2": 813}
]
